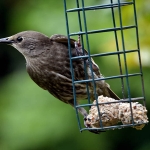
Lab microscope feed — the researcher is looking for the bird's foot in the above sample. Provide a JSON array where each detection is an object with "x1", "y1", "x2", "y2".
[{"x1": 84, "y1": 117, "x2": 105, "y2": 134}]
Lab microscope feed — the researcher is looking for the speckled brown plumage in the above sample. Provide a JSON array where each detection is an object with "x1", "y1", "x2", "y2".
[{"x1": 0, "y1": 31, "x2": 119, "y2": 120}]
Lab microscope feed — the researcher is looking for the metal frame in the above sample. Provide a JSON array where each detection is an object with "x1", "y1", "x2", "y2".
[{"x1": 63, "y1": 0, "x2": 146, "y2": 132}]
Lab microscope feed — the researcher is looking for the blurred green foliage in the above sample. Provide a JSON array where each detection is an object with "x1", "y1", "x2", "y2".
[{"x1": 0, "y1": 0, "x2": 150, "y2": 150}]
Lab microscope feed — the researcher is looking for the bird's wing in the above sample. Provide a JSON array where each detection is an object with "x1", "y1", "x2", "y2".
[
  {"x1": 50, "y1": 34, "x2": 120, "y2": 100},
  {"x1": 50, "y1": 34, "x2": 101, "y2": 76},
  {"x1": 50, "y1": 34, "x2": 76, "y2": 48}
]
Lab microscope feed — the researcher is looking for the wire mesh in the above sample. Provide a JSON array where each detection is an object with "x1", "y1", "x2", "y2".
[{"x1": 63, "y1": 0, "x2": 147, "y2": 132}]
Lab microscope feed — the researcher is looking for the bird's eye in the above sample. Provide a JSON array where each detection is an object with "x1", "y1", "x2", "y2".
[{"x1": 17, "y1": 36, "x2": 23, "y2": 42}]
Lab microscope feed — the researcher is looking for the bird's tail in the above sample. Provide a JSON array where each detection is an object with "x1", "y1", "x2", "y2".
[{"x1": 107, "y1": 87, "x2": 120, "y2": 100}]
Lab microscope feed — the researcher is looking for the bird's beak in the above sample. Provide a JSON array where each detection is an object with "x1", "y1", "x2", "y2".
[{"x1": 0, "y1": 37, "x2": 14, "y2": 44}]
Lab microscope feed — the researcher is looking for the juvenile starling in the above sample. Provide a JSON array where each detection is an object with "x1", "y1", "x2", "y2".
[{"x1": 0, "y1": 31, "x2": 119, "y2": 133}]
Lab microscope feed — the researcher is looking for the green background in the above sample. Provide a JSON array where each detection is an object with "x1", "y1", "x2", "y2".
[{"x1": 0, "y1": 0, "x2": 149, "y2": 150}]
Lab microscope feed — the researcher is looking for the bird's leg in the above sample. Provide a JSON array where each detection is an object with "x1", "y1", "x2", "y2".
[
  {"x1": 69, "y1": 101, "x2": 88, "y2": 117},
  {"x1": 69, "y1": 101, "x2": 88, "y2": 123},
  {"x1": 79, "y1": 107, "x2": 103, "y2": 134},
  {"x1": 77, "y1": 106, "x2": 88, "y2": 118},
  {"x1": 69, "y1": 101, "x2": 102, "y2": 134},
  {"x1": 74, "y1": 106, "x2": 92, "y2": 129}
]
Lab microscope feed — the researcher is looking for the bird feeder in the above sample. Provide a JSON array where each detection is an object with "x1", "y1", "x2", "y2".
[{"x1": 63, "y1": 0, "x2": 148, "y2": 133}]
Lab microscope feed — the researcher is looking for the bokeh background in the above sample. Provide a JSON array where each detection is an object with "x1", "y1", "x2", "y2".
[{"x1": 0, "y1": 0, "x2": 149, "y2": 150}]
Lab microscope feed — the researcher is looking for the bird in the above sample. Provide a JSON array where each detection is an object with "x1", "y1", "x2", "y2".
[{"x1": 0, "y1": 31, "x2": 119, "y2": 133}]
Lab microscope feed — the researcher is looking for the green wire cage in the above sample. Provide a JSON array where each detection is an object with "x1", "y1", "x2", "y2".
[{"x1": 63, "y1": 0, "x2": 147, "y2": 133}]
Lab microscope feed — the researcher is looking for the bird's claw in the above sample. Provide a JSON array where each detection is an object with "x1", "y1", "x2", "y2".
[{"x1": 84, "y1": 117, "x2": 105, "y2": 134}]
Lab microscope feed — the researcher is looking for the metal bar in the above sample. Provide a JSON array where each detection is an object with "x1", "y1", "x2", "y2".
[
  {"x1": 69, "y1": 25, "x2": 136, "y2": 36},
  {"x1": 81, "y1": 0, "x2": 97, "y2": 100},
  {"x1": 76, "y1": 0, "x2": 91, "y2": 108},
  {"x1": 67, "y1": 2, "x2": 133, "y2": 12},
  {"x1": 76, "y1": 97, "x2": 145, "y2": 108},
  {"x1": 81, "y1": 0, "x2": 104, "y2": 129},
  {"x1": 80, "y1": 121, "x2": 148, "y2": 132},
  {"x1": 133, "y1": 0, "x2": 146, "y2": 106},
  {"x1": 118, "y1": 0, "x2": 134, "y2": 125},
  {"x1": 63, "y1": 0, "x2": 82, "y2": 130},
  {"x1": 74, "y1": 73, "x2": 142, "y2": 84},
  {"x1": 110, "y1": 0, "x2": 125, "y2": 99},
  {"x1": 71, "y1": 49, "x2": 139, "y2": 60}
]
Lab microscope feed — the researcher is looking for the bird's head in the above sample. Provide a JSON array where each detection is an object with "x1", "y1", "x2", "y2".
[{"x1": 0, "y1": 31, "x2": 51, "y2": 59}]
